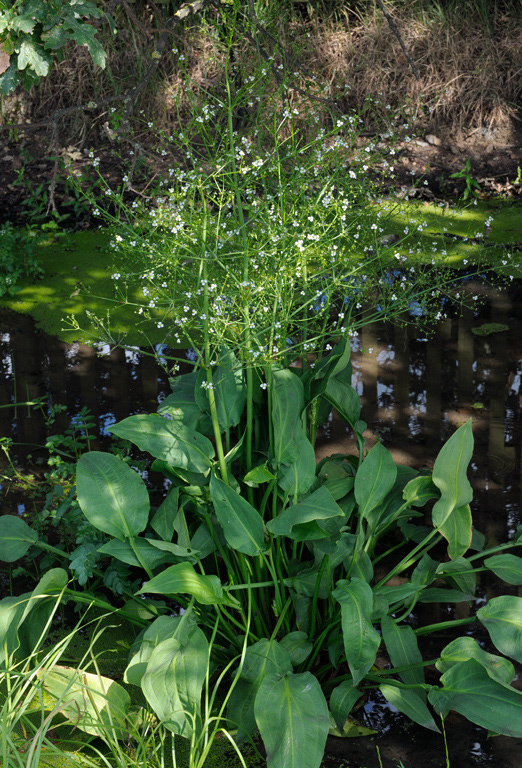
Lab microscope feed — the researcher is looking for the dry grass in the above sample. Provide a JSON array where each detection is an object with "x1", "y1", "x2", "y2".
[{"x1": 1, "y1": 1, "x2": 521, "y2": 147}]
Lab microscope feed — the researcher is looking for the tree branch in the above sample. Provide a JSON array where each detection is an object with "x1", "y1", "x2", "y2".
[{"x1": 375, "y1": 0, "x2": 420, "y2": 81}]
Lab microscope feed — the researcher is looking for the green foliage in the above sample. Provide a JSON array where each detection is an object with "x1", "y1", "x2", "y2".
[
  {"x1": 0, "y1": 223, "x2": 42, "y2": 297},
  {"x1": 0, "y1": 0, "x2": 110, "y2": 94},
  {"x1": 450, "y1": 158, "x2": 481, "y2": 201},
  {"x1": 0, "y1": 341, "x2": 520, "y2": 768}
]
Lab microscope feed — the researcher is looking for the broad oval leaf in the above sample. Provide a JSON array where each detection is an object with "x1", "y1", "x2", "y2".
[
  {"x1": 141, "y1": 627, "x2": 208, "y2": 737},
  {"x1": 125, "y1": 615, "x2": 192, "y2": 686},
  {"x1": 332, "y1": 578, "x2": 380, "y2": 686},
  {"x1": 402, "y1": 475, "x2": 439, "y2": 507},
  {"x1": 435, "y1": 637, "x2": 515, "y2": 685},
  {"x1": 477, "y1": 595, "x2": 522, "y2": 663},
  {"x1": 0, "y1": 515, "x2": 37, "y2": 562},
  {"x1": 380, "y1": 684, "x2": 440, "y2": 732},
  {"x1": 228, "y1": 638, "x2": 292, "y2": 743},
  {"x1": 77, "y1": 452, "x2": 149, "y2": 541},
  {"x1": 210, "y1": 474, "x2": 265, "y2": 556},
  {"x1": 271, "y1": 368, "x2": 306, "y2": 466},
  {"x1": 110, "y1": 414, "x2": 214, "y2": 473},
  {"x1": 195, "y1": 346, "x2": 246, "y2": 430},
  {"x1": 139, "y1": 562, "x2": 238, "y2": 607},
  {"x1": 39, "y1": 665, "x2": 130, "y2": 740},
  {"x1": 354, "y1": 442, "x2": 397, "y2": 521},
  {"x1": 432, "y1": 420, "x2": 473, "y2": 528},
  {"x1": 98, "y1": 538, "x2": 173, "y2": 570},
  {"x1": 255, "y1": 672, "x2": 330, "y2": 768},
  {"x1": 485, "y1": 554, "x2": 522, "y2": 585},
  {"x1": 429, "y1": 659, "x2": 522, "y2": 737}
]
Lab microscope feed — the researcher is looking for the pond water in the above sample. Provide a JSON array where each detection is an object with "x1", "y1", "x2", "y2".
[{"x1": 0, "y1": 282, "x2": 521, "y2": 767}]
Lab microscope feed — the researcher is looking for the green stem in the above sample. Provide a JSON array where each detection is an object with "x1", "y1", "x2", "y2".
[
  {"x1": 414, "y1": 616, "x2": 477, "y2": 637},
  {"x1": 374, "y1": 529, "x2": 439, "y2": 590}
]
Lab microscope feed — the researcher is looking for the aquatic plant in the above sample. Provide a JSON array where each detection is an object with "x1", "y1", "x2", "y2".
[{"x1": 0, "y1": 341, "x2": 521, "y2": 768}]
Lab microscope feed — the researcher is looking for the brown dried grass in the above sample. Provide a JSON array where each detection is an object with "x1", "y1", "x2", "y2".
[{"x1": 2, "y1": 2, "x2": 521, "y2": 146}]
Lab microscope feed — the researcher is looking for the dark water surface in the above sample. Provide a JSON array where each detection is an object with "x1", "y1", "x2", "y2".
[{"x1": 1, "y1": 284, "x2": 521, "y2": 767}]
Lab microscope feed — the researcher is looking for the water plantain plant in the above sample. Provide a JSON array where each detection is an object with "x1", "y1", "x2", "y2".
[{"x1": 0, "y1": 339, "x2": 521, "y2": 768}]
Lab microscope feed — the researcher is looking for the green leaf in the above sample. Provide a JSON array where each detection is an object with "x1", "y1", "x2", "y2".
[
  {"x1": 195, "y1": 346, "x2": 246, "y2": 430},
  {"x1": 39, "y1": 665, "x2": 130, "y2": 740},
  {"x1": 125, "y1": 615, "x2": 192, "y2": 686},
  {"x1": 255, "y1": 672, "x2": 330, "y2": 768},
  {"x1": 63, "y1": 17, "x2": 106, "y2": 68},
  {"x1": 151, "y1": 487, "x2": 179, "y2": 542},
  {"x1": 402, "y1": 475, "x2": 439, "y2": 507},
  {"x1": 431, "y1": 420, "x2": 473, "y2": 528},
  {"x1": 418, "y1": 587, "x2": 474, "y2": 603},
  {"x1": 0, "y1": 64, "x2": 20, "y2": 95},
  {"x1": 141, "y1": 626, "x2": 208, "y2": 737},
  {"x1": 380, "y1": 684, "x2": 440, "y2": 732},
  {"x1": 110, "y1": 415, "x2": 214, "y2": 473},
  {"x1": 323, "y1": 367, "x2": 361, "y2": 428},
  {"x1": 17, "y1": 40, "x2": 51, "y2": 76},
  {"x1": 381, "y1": 615, "x2": 424, "y2": 689},
  {"x1": 271, "y1": 368, "x2": 306, "y2": 466},
  {"x1": 97, "y1": 538, "x2": 173, "y2": 570},
  {"x1": 436, "y1": 557, "x2": 476, "y2": 595},
  {"x1": 436, "y1": 637, "x2": 515, "y2": 685},
  {"x1": 354, "y1": 442, "x2": 397, "y2": 521},
  {"x1": 330, "y1": 681, "x2": 361, "y2": 730},
  {"x1": 278, "y1": 432, "x2": 316, "y2": 496},
  {"x1": 477, "y1": 595, "x2": 522, "y2": 663},
  {"x1": 244, "y1": 463, "x2": 277, "y2": 486},
  {"x1": 279, "y1": 631, "x2": 313, "y2": 665},
  {"x1": 228, "y1": 638, "x2": 292, "y2": 743},
  {"x1": 429, "y1": 659, "x2": 522, "y2": 737},
  {"x1": 0, "y1": 515, "x2": 38, "y2": 561},
  {"x1": 210, "y1": 474, "x2": 265, "y2": 556},
  {"x1": 0, "y1": 595, "x2": 26, "y2": 664},
  {"x1": 139, "y1": 562, "x2": 238, "y2": 607},
  {"x1": 158, "y1": 372, "x2": 208, "y2": 429},
  {"x1": 267, "y1": 486, "x2": 343, "y2": 541},
  {"x1": 17, "y1": 569, "x2": 68, "y2": 659},
  {"x1": 76, "y1": 452, "x2": 149, "y2": 541},
  {"x1": 332, "y1": 578, "x2": 380, "y2": 686},
  {"x1": 437, "y1": 504, "x2": 472, "y2": 559},
  {"x1": 485, "y1": 554, "x2": 522, "y2": 585}
]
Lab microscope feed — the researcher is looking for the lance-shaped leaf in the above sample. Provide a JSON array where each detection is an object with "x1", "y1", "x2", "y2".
[
  {"x1": 278, "y1": 432, "x2": 317, "y2": 497},
  {"x1": 139, "y1": 562, "x2": 239, "y2": 607},
  {"x1": 436, "y1": 557, "x2": 476, "y2": 595},
  {"x1": 76, "y1": 452, "x2": 149, "y2": 540},
  {"x1": 431, "y1": 420, "x2": 473, "y2": 528},
  {"x1": 354, "y1": 442, "x2": 397, "y2": 521},
  {"x1": 267, "y1": 486, "x2": 344, "y2": 541},
  {"x1": 380, "y1": 684, "x2": 440, "y2": 732},
  {"x1": 141, "y1": 626, "x2": 208, "y2": 737},
  {"x1": 0, "y1": 515, "x2": 38, "y2": 562},
  {"x1": 158, "y1": 371, "x2": 212, "y2": 434},
  {"x1": 429, "y1": 659, "x2": 522, "y2": 737},
  {"x1": 477, "y1": 595, "x2": 522, "y2": 663},
  {"x1": 330, "y1": 680, "x2": 361, "y2": 731},
  {"x1": 110, "y1": 414, "x2": 214, "y2": 473},
  {"x1": 435, "y1": 637, "x2": 515, "y2": 685},
  {"x1": 332, "y1": 578, "x2": 380, "y2": 686},
  {"x1": 485, "y1": 554, "x2": 522, "y2": 585},
  {"x1": 210, "y1": 474, "x2": 265, "y2": 556},
  {"x1": 97, "y1": 538, "x2": 174, "y2": 570},
  {"x1": 255, "y1": 672, "x2": 330, "y2": 768},
  {"x1": 381, "y1": 615, "x2": 424, "y2": 688}
]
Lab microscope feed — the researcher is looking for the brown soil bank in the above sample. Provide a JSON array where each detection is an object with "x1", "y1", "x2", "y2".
[{"x1": 0, "y1": 0, "x2": 520, "y2": 223}]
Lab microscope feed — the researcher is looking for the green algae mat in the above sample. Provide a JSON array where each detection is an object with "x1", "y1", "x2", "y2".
[{"x1": 1, "y1": 200, "x2": 521, "y2": 345}]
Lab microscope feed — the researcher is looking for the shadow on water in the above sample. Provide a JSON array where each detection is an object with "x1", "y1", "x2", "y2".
[{"x1": 0, "y1": 283, "x2": 521, "y2": 768}]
